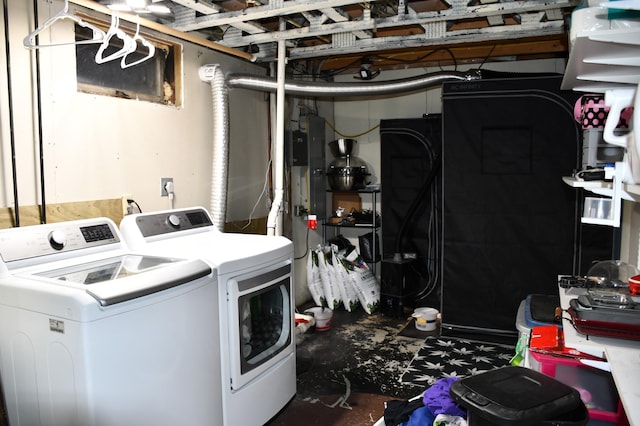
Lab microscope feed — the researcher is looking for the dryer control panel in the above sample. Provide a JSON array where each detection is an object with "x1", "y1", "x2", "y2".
[
  {"x1": 0, "y1": 218, "x2": 121, "y2": 263},
  {"x1": 132, "y1": 207, "x2": 214, "y2": 237}
]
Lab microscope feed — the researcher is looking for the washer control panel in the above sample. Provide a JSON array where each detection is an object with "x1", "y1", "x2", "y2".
[{"x1": 0, "y1": 219, "x2": 120, "y2": 263}]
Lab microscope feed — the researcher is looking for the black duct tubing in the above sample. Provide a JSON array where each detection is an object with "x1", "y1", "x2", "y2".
[
  {"x1": 393, "y1": 153, "x2": 441, "y2": 258},
  {"x1": 226, "y1": 70, "x2": 479, "y2": 96},
  {"x1": 3, "y1": 0, "x2": 20, "y2": 226}
]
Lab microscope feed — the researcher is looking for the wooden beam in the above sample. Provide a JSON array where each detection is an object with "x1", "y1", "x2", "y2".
[
  {"x1": 0, "y1": 198, "x2": 126, "y2": 229},
  {"x1": 68, "y1": 0, "x2": 256, "y2": 61},
  {"x1": 316, "y1": 33, "x2": 569, "y2": 73}
]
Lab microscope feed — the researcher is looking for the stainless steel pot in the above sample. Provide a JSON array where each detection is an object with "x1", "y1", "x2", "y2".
[{"x1": 327, "y1": 165, "x2": 369, "y2": 191}]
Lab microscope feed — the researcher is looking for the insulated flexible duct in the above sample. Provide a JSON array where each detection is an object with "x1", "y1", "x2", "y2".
[
  {"x1": 199, "y1": 65, "x2": 229, "y2": 232},
  {"x1": 226, "y1": 70, "x2": 477, "y2": 97},
  {"x1": 201, "y1": 66, "x2": 479, "y2": 234}
]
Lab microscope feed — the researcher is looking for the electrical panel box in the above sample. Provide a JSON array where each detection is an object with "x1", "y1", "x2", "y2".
[
  {"x1": 284, "y1": 116, "x2": 326, "y2": 220},
  {"x1": 285, "y1": 130, "x2": 308, "y2": 166},
  {"x1": 308, "y1": 115, "x2": 326, "y2": 221}
]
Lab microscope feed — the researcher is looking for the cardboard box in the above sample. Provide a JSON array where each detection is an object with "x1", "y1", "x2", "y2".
[{"x1": 331, "y1": 192, "x2": 361, "y2": 216}]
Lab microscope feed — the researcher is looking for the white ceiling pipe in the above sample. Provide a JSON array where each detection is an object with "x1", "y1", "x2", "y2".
[{"x1": 267, "y1": 20, "x2": 288, "y2": 237}]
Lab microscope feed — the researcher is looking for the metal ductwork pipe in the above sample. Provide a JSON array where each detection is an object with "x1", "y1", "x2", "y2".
[
  {"x1": 200, "y1": 65, "x2": 480, "y2": 234},
  {"x1": 199, "y1": 64, "x2": 229, "y2": 232},
  {"x1": 226, "y1": 70, "x2": 479, "y2": 96}
]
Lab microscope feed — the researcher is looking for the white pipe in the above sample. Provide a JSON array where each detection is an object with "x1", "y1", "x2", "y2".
[{"x1": 267, "y1": 20, "x2": 287, "y2": 236}]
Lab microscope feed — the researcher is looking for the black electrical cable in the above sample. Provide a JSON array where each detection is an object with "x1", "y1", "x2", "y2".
[
  {"x1": 3, "y1": 0, "x2": 20, "y2": 226},
  {"x1": 294, "y1": 225, "x2": 310, "y2": 260},
  {"x1": 33, "y1": 0, "x2": 46, "y2": 223},
  {"x1": 127, "y1": 199, "x2": 142, "y2": 214}
]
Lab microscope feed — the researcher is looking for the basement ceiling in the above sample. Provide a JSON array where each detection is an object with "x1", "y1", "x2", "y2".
[{"x1": 97, "y1": 0, "x2": 579, "y2": 76}]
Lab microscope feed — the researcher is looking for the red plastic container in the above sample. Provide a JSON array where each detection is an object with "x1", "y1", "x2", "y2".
[{"x1": 529, "y1": 350, "x2": 629, "y2": 425}]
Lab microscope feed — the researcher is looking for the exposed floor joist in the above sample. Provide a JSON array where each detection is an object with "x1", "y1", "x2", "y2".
[{"x1": 91, "y1": 0, "x2": 578, "y2": 75}]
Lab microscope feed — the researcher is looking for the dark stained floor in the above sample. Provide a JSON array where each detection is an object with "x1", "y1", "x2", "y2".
[{"x1": 266, "y1": 307, "x2": 435, "y2": 425}]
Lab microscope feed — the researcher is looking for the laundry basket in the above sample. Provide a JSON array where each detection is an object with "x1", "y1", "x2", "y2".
[{"x1": 450, "y1": 366, "x2": 589, "y2": 425}]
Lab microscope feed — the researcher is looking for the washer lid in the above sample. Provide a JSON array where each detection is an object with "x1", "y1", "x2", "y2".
[{"x1": 35, "y1": 254, "x2": 212, "y2": 306}]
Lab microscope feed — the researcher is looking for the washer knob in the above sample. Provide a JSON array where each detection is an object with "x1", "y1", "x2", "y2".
[
  {"x1": 168, "y1": 214, "x2": 181, "y2": 228},
  {"x1": 48, "y1": 230, "x2": 67, "y2": 250}
]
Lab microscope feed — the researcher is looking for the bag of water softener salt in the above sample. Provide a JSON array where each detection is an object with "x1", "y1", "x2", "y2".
[
  {"x1": 306, "y1": 248, "x2": 326, "y2": 307},
  {"x1": 317, "y1": 247, "x2": 342, "y2": 310},
  {"x1": 343, "y1": 250, "x2": 380, "y2": 314},
  {"x1": 330, "y1": 245, "x2": 359, "y2": 312}
]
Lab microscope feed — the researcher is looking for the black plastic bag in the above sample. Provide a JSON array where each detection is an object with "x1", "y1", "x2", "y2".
[{"x1": 358, "y1": 232, "x2": 380, "y2": 263}]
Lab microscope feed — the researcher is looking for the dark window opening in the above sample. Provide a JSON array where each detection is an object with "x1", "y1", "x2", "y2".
[{"x1": 75, "y1": 24, "x2": 179, "y2": 106}]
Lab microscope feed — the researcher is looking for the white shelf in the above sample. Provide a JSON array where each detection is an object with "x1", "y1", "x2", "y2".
[
  {"x1": 562, "y1": 176, "x2": 613, "y2": 195},
  {"x1": 561, "y1": 26, "x2": 640, "y2": 92},
  {"x1": 562, "y1": 8, "x2": 639, "y2": 227},
  {"x1": 601, "y1": 0, "x2": 640, "y2": 11},
  {"x1": 563, "y1": 174, "x2": 640, "y2": 198},
  {"x1": 563, "y1": 163, "x2": 640, "y2": 227}
]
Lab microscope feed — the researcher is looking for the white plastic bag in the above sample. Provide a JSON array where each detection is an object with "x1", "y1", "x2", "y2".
[
  {"x1": 330, "y1": 245, "x2": 359, "y2": 312},
  {"x1": 318, "y1": 247, "x2": 342, "y2": 310},
  {"x1": 343, "y1": 251, "x2": 380, "y2": 314},
  {"x1": 306, "y1": 248, "x2": 326, "y2": 307}
]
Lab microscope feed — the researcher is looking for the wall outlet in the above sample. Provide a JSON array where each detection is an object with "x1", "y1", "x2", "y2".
[
  {"x1": 160, "y1": 177, "x2": 173, "y2": 197},
  {"x1": 121, "y1": 194, "x2": 133, "y2": 216}
]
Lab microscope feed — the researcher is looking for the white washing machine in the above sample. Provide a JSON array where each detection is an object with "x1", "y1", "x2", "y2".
[
  {"x1": 0, "y1": 218, "x2": 222, "y2": 426},
  {"x1": 120, "y1": 207, "x2": 295, "y2": 426}
]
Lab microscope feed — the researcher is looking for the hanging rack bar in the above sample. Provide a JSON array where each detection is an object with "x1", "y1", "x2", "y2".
[{"x1": 68, "y1": 0, "x2": 256, "y2": 62}]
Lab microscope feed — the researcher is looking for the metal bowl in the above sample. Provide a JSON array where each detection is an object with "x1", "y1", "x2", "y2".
[
  {"x1": 329, "y1": 139, "x2": 357, "y2": 158},
  {"x1": 327, "y1": 166, "x2": 369, "y2": 191}
]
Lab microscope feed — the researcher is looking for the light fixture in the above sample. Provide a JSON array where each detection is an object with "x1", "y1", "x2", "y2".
[
  {"x1": 103, "y1": 0, "x2": 173, "y2": 17},
  {"x1": 354, "y1": 57, "x2": 380, "y2": 80},
  {"x1": 147, "y1": 2, "x2": 172, "y2": 15},
  {"x1": 104, "y1": 0, "x2": 133, "y2": 11}
]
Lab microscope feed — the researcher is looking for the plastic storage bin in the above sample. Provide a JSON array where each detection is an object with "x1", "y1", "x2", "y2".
[
  {"x1": 529, "y1": 350, "x2": 627, "y2": 425},
  {"x1": 450, "y1": 366, "x2": 589, "y2": 425},
  {"x1": 524, "y1": 294, "x2": 561, "y2": 328},
  {"x1": 583, "y1": 197, "x2": 613, "y2": 221},
  {"x1": 514, "y1": 300, "x2": 532, "y2": 368}
]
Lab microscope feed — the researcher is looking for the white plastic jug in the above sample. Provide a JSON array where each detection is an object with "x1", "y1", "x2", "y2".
[{"x1": 412, "y1": 307, "x2": 439, "y2": 331}]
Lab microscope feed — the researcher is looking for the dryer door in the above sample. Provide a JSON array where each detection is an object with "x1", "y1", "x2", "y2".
[{"x1": 228, "y1": 262, "x2": 293, "y2": 391}]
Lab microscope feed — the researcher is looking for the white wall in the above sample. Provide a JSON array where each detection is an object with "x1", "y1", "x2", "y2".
[{"x1": 0, "y1": 0, "x2": 271, "y2": 221}]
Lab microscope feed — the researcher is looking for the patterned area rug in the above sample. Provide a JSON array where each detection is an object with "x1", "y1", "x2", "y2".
[{"x1": 399, "y1": 336, "x2": 515, "y2": 387}]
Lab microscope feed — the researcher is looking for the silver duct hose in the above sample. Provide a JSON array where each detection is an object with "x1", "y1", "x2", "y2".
[
  {"x1": 199, "y1": 65, "x2": 229, "y2": 232},
  {"x1": 200, "y1": 65, "x2": 479, "y2": 233},
  {"x1": 226, "y1": 70, "x2": 478, "y2": 96}
]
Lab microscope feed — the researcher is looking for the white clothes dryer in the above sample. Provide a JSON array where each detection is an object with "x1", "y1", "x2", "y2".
[
  {"x1": 120, "y1": 207, "x2": 296, "y2": 426},
  {"x1": 0, "y1": 218, "x2": 222, "y2": 426}
]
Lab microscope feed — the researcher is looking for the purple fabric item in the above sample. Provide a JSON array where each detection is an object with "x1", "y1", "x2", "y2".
[{"x1": 422, "y1": 377, "x2": 466, "y2": 418}]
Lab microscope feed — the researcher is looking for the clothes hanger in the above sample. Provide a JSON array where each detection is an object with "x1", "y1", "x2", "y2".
[
  {"x1": 121, "y1": 17, "x2": 155, "y2": 69},
  {"x1": 23, "y1": 0, "x2": 106, "y2": 49},
  {"x1": 95, "y1": 13, "x2": 136, "y2": 64}
]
